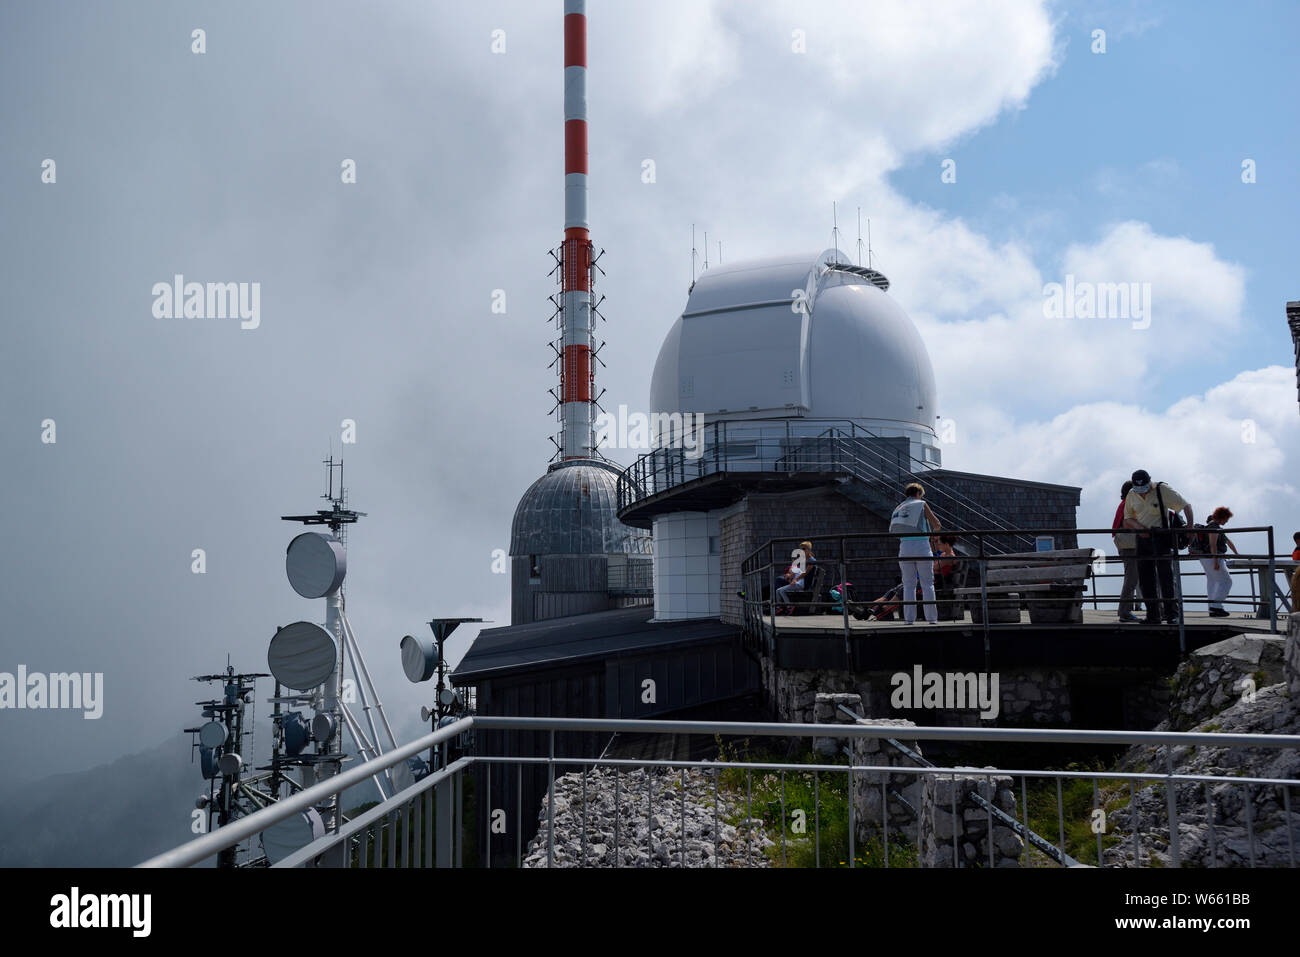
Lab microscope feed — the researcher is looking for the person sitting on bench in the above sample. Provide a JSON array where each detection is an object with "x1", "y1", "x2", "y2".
[{"x1": 775, "y1": 541, "x2": 816, "y2": 613}]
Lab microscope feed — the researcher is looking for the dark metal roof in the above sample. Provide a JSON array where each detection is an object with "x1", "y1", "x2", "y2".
[
  {"x1": 617, "y1": 470, "x2": 851, "y2": 528},
  {"x1": 451, "y1": 606, "x2": 740, "y2": 684},
  {"x1": 510, "y1": 459, "x2": 652, "y2": 556}
]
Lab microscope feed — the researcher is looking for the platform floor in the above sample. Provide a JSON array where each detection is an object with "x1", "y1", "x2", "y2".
[{"x1": 765, "y1": 608, "x2": 1282, "y2": 637}]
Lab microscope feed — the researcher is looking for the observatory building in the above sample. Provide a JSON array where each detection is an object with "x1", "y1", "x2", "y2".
[
  {"x1": 509, "y1": 459, "x2": 652, "y2": 624},
  {"x1": 616, "y1": 248, "x2": 1080, "y2": 624},
  {"x1": 455, "y1": 245, "x2": 1084, "y2": 864}
]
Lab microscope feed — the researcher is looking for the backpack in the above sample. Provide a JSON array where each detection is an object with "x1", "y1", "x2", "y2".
[
  {"x1": 1155, "y1": 483, "x2": 1190, "y2": 551},
  {"x1": 890, "y1": 499, "x2": 929, "y2": 534},
  {"x1": 830, "y1": 582, "x2": 854, "y2": 613}
]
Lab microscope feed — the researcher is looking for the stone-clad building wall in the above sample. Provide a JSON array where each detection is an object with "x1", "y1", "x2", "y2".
[
  {"x1": 923, "y1": 469, "x2": 1081, "y2": 551},
  {"x1": 719, "y1": 472, "x2": 1081, "y2": 627},
  {"x1": 720, "y1": 486, "x2": 887, "y2": 626}
]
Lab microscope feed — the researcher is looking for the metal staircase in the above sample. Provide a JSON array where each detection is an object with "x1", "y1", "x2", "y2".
[{"x1": 779, "y1": 426, "x2": 1038, "y2": 554}]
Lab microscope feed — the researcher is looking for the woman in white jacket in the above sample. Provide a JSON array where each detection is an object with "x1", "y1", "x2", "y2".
[{"x1": 890, "y1": 483, "x2": 942, "y2": 624}]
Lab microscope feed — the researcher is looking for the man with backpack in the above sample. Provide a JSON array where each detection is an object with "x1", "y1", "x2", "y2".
[{"x1": 1122, "y1": 469, "x2": 1193, "y2": 625}]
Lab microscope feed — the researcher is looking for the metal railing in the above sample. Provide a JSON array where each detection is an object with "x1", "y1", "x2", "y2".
[
  {"x1": 614, "y1": 419, "x2": 1043, "y2": 557},
  {"x1": 139, "y1": 714, "x2": 1300, "y2": 870},
  {"x1": 740, "y1": 525, "x2": 1285, "y2": 656},
  {"x1": 606, "y1": 558, "x2": 653, "y2": 595}
]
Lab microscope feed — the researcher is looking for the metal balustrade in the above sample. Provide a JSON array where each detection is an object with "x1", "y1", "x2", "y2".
[
  {"x1": 139, "y1": 714, "x2": 1300, "y2": 869},
  {"x1": 741, "y1": 525, "x2": 1287, "y2": 658}
]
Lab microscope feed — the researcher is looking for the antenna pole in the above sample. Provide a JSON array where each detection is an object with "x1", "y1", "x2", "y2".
[
  {"x1": 703, "y1": 231, "x2": 709, "y2": 270},
  {"x1": 691, "y1": 223, "x2": 697, "y2": 285}
]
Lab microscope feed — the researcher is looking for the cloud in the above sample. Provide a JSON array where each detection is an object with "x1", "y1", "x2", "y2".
[
  {"x1": 889, "y1": 218, "x2": 1248, "y2": 413},
  {"x1": 943, "y1": 366, "x2": 1299, "y2": 546}
]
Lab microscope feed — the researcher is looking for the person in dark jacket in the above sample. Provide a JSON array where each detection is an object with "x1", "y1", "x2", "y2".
[{"x1": 1111, "y1": 480, "x2": 1145, "y2": 621}]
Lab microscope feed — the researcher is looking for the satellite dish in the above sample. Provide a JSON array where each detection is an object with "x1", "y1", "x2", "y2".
[
  {"x1": 268, "y1": 621, "x2": 337, "y2": 691},
  {"x1": 420, "y1": 705, "x2": 432, "y2": 722},
  {"x1": 261, "y1": 808, "x2": 325, "y2": 865},
  {"x1": 400, "y1": 634, "x2": 439, "y2": 683},
  {"x1": 199, "y1": 747, "x2": 218, "y2": 780},
  {"x1": 218, "y1": 752, "x2": 242, "y2": 776},
  {"x1": 389, "y1": 760, "x2": 414, "y2": 795},
  {"x1": 439, "y1": 688, "x2": 459, "y2": 707},
  {"x1": 312, "y1": 712, "x2": 336, "y2": 744},
  {"x1": 198, "y1": 720, "x2": 227, "y2": 749},
  {"x1": 282, "y1": 711, "x2": 311, "y2": 756},
  {"x1": 438, "y1": 715, "x2": 457, "y2": 729},
  {"x1": 285, "y1": 531, "x2": 347, "y2": 599}
]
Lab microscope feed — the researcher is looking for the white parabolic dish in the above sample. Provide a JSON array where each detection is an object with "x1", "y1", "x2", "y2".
[
  {"x1": 285, "y1": 531, "x2": 347, "y2": 599},
  {"x1": 400, "y1": 633, "x2": 438, "y2": 683},
  {"x1": 261, "y1": 809, "x2": 325, "y2": 865},
  {"x1": 198, "y1": 720, "x2": 227, "y2": 749},
  {"x1": 267, "y1": 621, "x2": 338, "y2": 691}
]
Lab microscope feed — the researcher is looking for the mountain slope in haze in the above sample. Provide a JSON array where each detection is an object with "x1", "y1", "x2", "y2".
[{"x1": 0, "y1": 733, "x2": 203, "y2": 867}]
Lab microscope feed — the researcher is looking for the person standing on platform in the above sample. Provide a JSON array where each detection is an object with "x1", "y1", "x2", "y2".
[
  {"x1": 1194, "y1": 507, "x2": 1239, "y2": 617},
  {"x1": 1112, "y1": 480, "x2": 1146, "y2": 622},
  {"x1": 1122, "y1": 469, "x2": 1193, "y2": 625},
  {"x1": 890, "y1": 483, "x2": 942, "y2": 624}
]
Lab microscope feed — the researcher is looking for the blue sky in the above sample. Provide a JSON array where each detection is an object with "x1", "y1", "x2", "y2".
[{"x1": 894, "y1": 0, "x2": 1298, "y2": 400}]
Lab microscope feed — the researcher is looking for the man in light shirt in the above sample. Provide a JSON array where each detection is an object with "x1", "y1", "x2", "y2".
[{"x1": 1122, "y1": 468, "x2": 1193, "y2": 625}]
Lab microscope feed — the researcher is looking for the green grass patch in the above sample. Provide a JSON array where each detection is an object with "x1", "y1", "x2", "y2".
[
  {"x1": 711, "y1": 736, "x2": 916, "y2": 868},
  {"x1": 1022, "y1": 766, "x2": 1129, "y2": 867}
]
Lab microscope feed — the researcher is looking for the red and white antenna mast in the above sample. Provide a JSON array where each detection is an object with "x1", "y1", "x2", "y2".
[{"x1": 556, "y1": 0, "x2": 596, "y2": 460}]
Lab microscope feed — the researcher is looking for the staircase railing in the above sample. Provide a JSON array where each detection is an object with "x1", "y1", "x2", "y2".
[{"x1": 791, "y1": 426, "x2": 1038, "y2": 554}]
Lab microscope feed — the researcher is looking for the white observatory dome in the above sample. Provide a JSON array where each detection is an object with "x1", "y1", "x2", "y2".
[{"x1": 649, "y1": 249, "x2": 939, "y2": 459}]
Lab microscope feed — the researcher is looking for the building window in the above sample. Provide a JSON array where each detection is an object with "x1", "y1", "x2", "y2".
[
  {"x1": 529, "y1": 555, "x2": 541, "y2": 581},
  {"x1": 709, "y1": 536, "x2": 719, "y2": 555}
]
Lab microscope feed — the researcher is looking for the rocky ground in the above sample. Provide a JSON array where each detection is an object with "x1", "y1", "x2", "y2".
[
  {"x1": 1103, "y1": 679, "x2": 1299, "y2": 868},
  {"x1": 522, "y1": 766, "x2": 775, "y2": 868}
]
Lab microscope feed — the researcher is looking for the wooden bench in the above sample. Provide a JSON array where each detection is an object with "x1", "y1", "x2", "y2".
[
  {"x1": 934, "y1": 548, "x2": 974, "y2": 621},
  {"x1": 955, "y1": 548, "x2": 1092, "y2": 624}
]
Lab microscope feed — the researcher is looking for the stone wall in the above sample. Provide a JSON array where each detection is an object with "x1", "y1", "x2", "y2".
[
  {"x1": 919, "y1": 772, "x2": 1024, "y2": 868},
  {"x1": 765, "y1": 660, "x2": 1168, "y2": 730},
  {"x1": 1164, "y1": 634, "x2": 1287, "y2": 731},
  {"x1": 850, "y1": 718, "x2": 928, "y2": 842},
  {"x1": 761, "y1": 660, "x2": 855, "y2": 725}
]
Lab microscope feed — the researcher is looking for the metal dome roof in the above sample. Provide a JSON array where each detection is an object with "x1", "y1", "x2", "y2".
[
  {"x1": 649, "y1": 249, "x2": 937, "y2": 431},
  {"x1": 509, "y1": 459, "x2": 652, "y2": 557}
]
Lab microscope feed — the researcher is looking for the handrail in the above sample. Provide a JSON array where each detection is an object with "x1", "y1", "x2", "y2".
[
  {"x1": 275, "y1": 756, "x2": 474, "y2": 869},
  {"x1": 136, "y1": 716, "x2": 474, "y2": 868},
  {"x1": 471, "y1": 715, "x2": 1300, "y2": 749},
  {"x1": 614, "y1": 421, "x2": 1045, "y2": 556},
  {"x1": 141, "y1": 713, "x2": 1300, "y2": 869},
  {"x1": 742, "y1": 524, "x2": 1279, "y2": 577},
  {"x1": 810, "y1": 424, "x2": 1038, "y2": 552}
]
